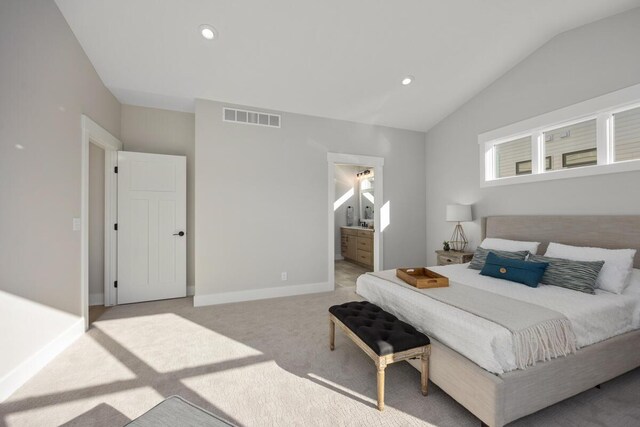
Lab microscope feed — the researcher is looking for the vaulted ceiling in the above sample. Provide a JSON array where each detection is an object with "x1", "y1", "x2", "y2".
[{"x1": 56, "y1": 0, "x2": 640, "y2": 131}]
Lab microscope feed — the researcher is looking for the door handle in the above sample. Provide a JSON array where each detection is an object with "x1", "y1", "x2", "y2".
[{"x1": 173, "y1": 231, "x2": 185, "y2": 236}]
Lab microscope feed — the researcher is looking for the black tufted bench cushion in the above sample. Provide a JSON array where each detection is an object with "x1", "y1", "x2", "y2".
[
  {"x1": 329, "y1": 301, "x2": 431, "y2": 411},
  {"x1": 329, "y1": 301, "x2": 430, "y2": 355}
]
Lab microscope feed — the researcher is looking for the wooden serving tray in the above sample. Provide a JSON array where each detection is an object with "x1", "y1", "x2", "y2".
[{"x1": 396, "y1": 268, "x2": 449, "y2": 289}]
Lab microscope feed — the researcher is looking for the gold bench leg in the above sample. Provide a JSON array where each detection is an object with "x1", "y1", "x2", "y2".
[
  {"x1": 421, "y1": 351, "x2": 429, "y2": 396},
  {"x1": 329, "y1": 318, "x2": 335, "y2": 351},
  {"x1": 330, "y1": 314, "x2": 430, "y2": 410},
  {"x1": 377, "y1": 359, "x2": 386, "y2": 411}
]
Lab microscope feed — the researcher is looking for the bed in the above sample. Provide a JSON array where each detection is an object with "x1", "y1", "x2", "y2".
[{"x1": 355, "y1": 215, "x2": 640, "y2": 427}]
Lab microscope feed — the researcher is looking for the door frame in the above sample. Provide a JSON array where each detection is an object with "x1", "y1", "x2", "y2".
[
  {"x1": 327, "y1": 153, "x2": 384, "y2": 289},
  {"x1": 81, "y1": 115, "x2": 122, "y2": 330}
]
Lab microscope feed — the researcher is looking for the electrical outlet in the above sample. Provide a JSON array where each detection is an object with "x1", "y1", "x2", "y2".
[
  {"x1": 281, "y1": 272, "x2": 288, "y2": 281},
  {"x1": 72, "y1": 217, "x2": 81, "y2": 231}
]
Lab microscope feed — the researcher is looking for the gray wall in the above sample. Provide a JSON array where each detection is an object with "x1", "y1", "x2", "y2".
[
  {"x1": 89, "y1": 143, "x2": 105, "y2": 304},
  {"x1": 0, "y1": 0, "x2": 120, "y2": 381},
  {"x1": 425, "y1": 8, "x2": 640, "y2": 265},
  {"x1": 120, "y1": 105, "x2": 196, "y2": 292},
  {"x1": 195, "y1": 99, "x2": 426, "y2": 297}
]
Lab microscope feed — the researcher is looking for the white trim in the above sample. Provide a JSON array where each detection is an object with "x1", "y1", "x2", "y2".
[
  {"x1": 327, "y1": 152, "x2": 384, "y2": 167},
  {"x1": 479, "y1": 83, "x2": 640, "y2": 187},
  {"x1": 327, "y1": 152, "x2": 384, "y2": 290},
  {"x1": 531, "y1": 132, "x2": 543, "y2": 174},
  {"x1": 334, "y1": 253, "x2": 344, "y2": 261},
  {"x1": 105, "y1": 150, "x2": 118, "y2": 309},
  {"x1": 596, "y1": 113, "x2": 610, "y2": 165},
  {"x1": 187, "y1": 285, "x2": 195, "y2": 296},
  {"x1": 89, "y1": 293, "x2": 105, "y2": 306},
  {"x1": 81, "y1": 115, "x2": 122, "y2": 331},
  {"x1": 0, "y1": 318, "x2": 84, "y2": 402},
  {"x1": 193, "y1": 281, "x2": 332, "y2": 307},
  {"x1": 481, "y1": 159, "x2": 640, "y2": 187}
]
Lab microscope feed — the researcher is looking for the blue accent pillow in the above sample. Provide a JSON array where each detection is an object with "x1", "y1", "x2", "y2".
[{"x1": 480, "y1": 252, "x2": 549, "y2": 288}]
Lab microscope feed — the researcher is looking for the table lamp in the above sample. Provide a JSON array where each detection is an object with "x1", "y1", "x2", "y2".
[{"x1": 446, "y1": 204, "x2": 472, "y2": 251}]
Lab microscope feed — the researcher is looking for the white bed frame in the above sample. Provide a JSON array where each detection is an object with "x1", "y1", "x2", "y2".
[{"x1": 406, "y1": 215, "x2": 640, "y2": 426}]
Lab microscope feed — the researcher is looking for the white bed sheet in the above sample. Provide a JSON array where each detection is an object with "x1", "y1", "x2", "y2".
[{"x1": 356, "y1": 264, "x2": 640, "y2": 374}]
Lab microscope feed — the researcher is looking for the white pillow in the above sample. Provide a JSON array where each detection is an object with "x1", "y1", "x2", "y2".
[
  {"x1": 623, "y1": 269, "x2": 640, "y2": 296},
  {"x1": 545, "y1": 242, "x2": 637, "y2": 294},
  {"x1": 623, "y1": 270, "x2": 640, "y2": 327},
  {"x1": 480, "y1": 238, "x2": 540, "y2": 253}
]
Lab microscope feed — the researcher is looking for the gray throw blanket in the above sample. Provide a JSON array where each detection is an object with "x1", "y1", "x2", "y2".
[{"x1": 369, "y1": 270, "x2": 577, "y2": 369}]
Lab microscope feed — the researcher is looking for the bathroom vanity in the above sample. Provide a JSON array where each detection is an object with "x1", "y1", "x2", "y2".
[{"x1": 341, "y1": 226, "x2": 374, "y2": 268}]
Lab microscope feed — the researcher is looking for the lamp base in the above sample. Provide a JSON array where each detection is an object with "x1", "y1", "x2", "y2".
[{"x1": 449, "y1": 223, "x2": 468, "y2": 252}]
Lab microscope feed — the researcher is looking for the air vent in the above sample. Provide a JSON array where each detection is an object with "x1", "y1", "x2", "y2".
[{"x1": 223, "y1": 107, "x2": 280, "y2": 128}]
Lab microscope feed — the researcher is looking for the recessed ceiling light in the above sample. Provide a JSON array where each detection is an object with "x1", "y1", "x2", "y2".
[
  {"x1": 15, "y1": 144, "x2": 25, "y2": 150},
  {"x1": 401, "y1": 76, "x2": 414, "y2": 86},
  {"x1": 199, "y1": 24, "x2": 217, "y2": 40}
]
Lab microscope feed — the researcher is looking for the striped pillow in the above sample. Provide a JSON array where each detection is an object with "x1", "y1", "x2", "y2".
[
  {"x1": 528, "y1": 254, "x2": 604, "y2": 294},
  {"x1": 468, "y1": 247, "x2": 529, "y2": 270}
]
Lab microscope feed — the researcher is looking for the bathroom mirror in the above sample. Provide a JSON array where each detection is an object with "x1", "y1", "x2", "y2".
[{"x1": 359, "y1": 175, "x2": 374, "y2": 225}]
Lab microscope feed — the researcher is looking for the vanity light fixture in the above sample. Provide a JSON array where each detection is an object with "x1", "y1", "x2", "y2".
[
  {"x1": 356, "y1": 169, "x2": 372, "y2": 178},
  {"x1": 199, "y1": 24, "x2": 218, "y2": 40},
  {"x1": 401, "y1": 75, "x2": 414, "y2": 86}
]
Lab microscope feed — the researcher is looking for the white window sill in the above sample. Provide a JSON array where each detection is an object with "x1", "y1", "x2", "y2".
[{"x1": 481, "y1": 159, "x2": 640, "y2": 188}]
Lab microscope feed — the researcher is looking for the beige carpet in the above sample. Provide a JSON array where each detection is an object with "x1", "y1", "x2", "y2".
[{"x1": 1, "y1": 289, "x2": 639, "y2": 427}]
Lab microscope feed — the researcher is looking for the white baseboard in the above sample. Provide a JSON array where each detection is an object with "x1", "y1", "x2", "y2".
[
  {"x1": 194, "y1": 281, "x2": 333, "y2": 307},
  {"x1": 0, "y1": 318, "x2": 84, "y2": 402},
  {"x1": 187, "y1": 285, "x2": 195, "y2": 296},
  {"x1": 89, "y1": 293, "x2": 104, "y2": 306},
  {"x1": 334, "y1": 253, "x2": 344, "y2": 261}
]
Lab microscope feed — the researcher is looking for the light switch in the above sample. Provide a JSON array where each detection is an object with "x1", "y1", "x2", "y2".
[{"x1": 73, "y1": 217, "x2": 81, "y2": 231}]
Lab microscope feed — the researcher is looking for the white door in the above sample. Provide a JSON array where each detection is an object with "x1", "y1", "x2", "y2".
[{"x1": 117, "y1": 151, "x2": 187, "y2": 304}]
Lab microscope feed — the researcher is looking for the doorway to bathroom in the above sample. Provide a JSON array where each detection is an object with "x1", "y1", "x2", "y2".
[{"x1": 327, "y1": 153, "x2": 384, "y2": 289}]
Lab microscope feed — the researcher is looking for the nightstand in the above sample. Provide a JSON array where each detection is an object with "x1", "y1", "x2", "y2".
[{"x1": 436, "y1": 250, "x2": 473, "y2": 266}]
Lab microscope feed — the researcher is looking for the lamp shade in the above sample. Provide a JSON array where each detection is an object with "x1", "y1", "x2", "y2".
[{"x1": 446, "y1": 204, "x2": 472, "y2": 222}]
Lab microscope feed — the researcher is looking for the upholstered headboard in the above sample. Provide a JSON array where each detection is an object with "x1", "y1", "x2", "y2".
[{"x1": 481, "y1": 216, "x2": 640, "y2": 269}]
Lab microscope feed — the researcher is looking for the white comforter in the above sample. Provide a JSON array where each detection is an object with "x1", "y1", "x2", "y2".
[{"x1": 356, "y1": 264, "x2": 640, "y2": 374}]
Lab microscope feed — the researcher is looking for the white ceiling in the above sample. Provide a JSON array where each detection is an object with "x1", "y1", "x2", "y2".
[{"x1": 56, "y1": 0, "x2": 640, "y2": 132}]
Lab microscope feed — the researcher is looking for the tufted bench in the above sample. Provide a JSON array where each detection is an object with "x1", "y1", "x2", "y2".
[{"x1": 329, "y1": 301, "x2": 431, "y2": 411}]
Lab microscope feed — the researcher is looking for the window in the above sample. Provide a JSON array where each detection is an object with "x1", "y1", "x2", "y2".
[
  {"x1": 495, "y1": 136, "x2": 531, "y2": 178},
  {"x1": 544, "y1": 119, "x2": 597, "y2": 171},
  {"x1": 479, "y1": 84, "x2": 640, "y2": 187},
  {"x1": 614, "y1": 106, "x2": 640, "y2": 162}
]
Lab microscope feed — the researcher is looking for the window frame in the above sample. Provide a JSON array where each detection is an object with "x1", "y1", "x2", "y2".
[{"x1": 478, "y1": 83, "x2": 640, "y2": 187}]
